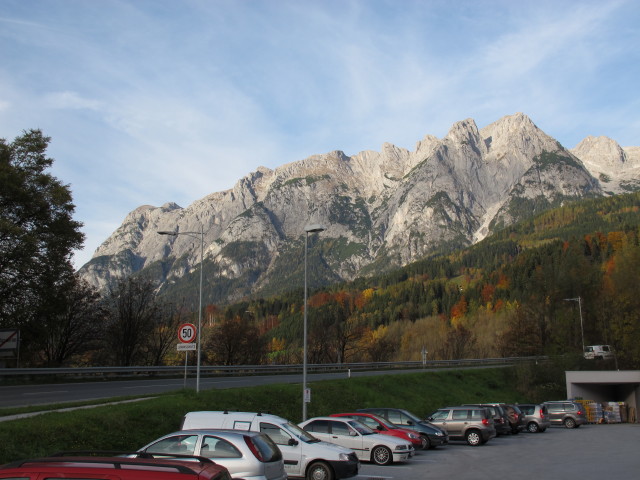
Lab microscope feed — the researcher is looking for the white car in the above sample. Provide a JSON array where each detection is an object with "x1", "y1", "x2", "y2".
[
  {"x1": 181, "y1": 411, "x2": 360, "y2": 480},
  {"x1": 299, "y1": 416, "x2": 414, "y2": 466}
]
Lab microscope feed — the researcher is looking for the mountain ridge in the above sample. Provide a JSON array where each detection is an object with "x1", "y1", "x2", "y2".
[{"x1": 79, "y1": 113, "x2": 639, "y2": 305}]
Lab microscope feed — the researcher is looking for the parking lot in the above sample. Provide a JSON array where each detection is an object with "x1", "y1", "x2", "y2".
[{"x1": 357, "y1": 424, "x2": 640, "y2": 480}]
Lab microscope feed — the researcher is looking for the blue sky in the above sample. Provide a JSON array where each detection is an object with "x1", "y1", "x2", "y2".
[{"x1": 1, "y1": 0, "x2": 639, "y2": 268}]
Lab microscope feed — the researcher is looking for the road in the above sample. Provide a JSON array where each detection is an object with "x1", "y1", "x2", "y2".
[
  {"x1": 357, "y1": 423, "x2": 640, "y2": 480},
  {"x1": 0, "y1": 368, "x2": 446, "y2": 409}
]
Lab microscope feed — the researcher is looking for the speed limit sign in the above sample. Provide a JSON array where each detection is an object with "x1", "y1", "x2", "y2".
[{"x1": 178, "y1": 323, "x2": 197, "y2": 343}]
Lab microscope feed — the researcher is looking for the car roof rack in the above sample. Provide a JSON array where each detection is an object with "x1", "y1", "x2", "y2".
[
  {"x1": 49, "y1": 451, "x2": 214, "y2": 463},
  {"x1": 5, "y1": 453, "x2": 214, "y2": 474}
]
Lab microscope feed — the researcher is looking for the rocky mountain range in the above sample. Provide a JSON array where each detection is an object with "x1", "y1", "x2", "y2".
[{"x1": 78, "y1": 113, "x2": 640, "y2": 306}]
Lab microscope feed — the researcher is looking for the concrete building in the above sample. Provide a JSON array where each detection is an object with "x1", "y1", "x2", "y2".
[{"x1": 565, "y1": 371, "x2": 640, "y2": 423}]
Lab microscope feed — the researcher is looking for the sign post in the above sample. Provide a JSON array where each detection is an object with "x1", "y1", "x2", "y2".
[
  {"x1": 0, "y1": 329, "x2": 20, "y2": 367},
  {"x1": 178, "y1": 323, "x2": 197, "y2": 388}
]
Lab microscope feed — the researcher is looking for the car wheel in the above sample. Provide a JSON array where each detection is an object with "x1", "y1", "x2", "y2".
[
  {"x1": 527, "y1": 422, "x2": 540, "y2": 433},
  {"x1": 420, "y1": 435, "x2": 431, "y2": 450},
  {"x1": 307, "y1": 461, "x2": 334, "y2": 480},
  {"x1": 371, "y1": 446, "x2": 392, "y2": 465},
  {"x1": 466, "y1": 429, "x2": 482, "y2": 446},
  {"x1": 564, "y1": 417, "x2": 577, "y2": 429}
]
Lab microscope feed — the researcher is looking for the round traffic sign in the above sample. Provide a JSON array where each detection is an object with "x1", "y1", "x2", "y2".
[{"x1": 178, "y1": 323, "x2": 197, "y2": 343}]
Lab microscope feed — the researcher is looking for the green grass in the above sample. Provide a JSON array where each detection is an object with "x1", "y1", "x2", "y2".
[{"x1": 0, "y1": 366, "x2": 562, "y2": 464}]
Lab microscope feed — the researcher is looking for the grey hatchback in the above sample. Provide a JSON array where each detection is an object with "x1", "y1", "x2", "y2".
[
  {"x1": 136, "y1": 429, "x2": 287, "y2": 480},
  {"x1": 427, "y1": 406, "x2": 496, "y2": 446},
  {"x1": 518, "y1": 403, "x2": 551, "y2": 433}
]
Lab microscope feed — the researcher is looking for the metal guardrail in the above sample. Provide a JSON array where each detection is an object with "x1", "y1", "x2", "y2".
[{"x1": 0, "y1": 356, "x2": 547, "y2": 378}]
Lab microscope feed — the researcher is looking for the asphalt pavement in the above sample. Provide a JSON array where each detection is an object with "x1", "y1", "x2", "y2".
[{"x1": 357, "y1": 423, "x2": 640, "y2": 480}]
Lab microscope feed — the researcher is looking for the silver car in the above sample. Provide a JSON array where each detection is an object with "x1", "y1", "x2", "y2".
[
  {"x1": 518, "y1": 403, "x2": 551, "y2": 433},
  {"x1": 543, "y1": 401, "x2": 588, "y2": 428},
  {"x1": 136, "y1": 429, "x2": 287, "y2": 480},
  {"x1": 427, "y1": 406, "x2": 497, "y2": 446}
]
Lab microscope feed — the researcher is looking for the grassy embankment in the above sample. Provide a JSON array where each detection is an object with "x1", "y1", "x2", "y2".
[{"x1": 0, "y1": 365, "x2": 564, "y2": 464}]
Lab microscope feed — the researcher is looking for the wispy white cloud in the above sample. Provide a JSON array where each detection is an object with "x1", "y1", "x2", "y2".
[{"x1": 0, "y1": 0, "x2": 639, "y2": 267}]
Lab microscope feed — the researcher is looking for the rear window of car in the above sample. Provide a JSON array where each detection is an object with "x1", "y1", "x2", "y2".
[
  {"x1": 469, "y1": 409, "x2": 485, "y2": 420},
  {"x1": 249, "y1": 434, "x2": 282, "y2": 463},
  {"x1": 452, "y1": 409, "x2": 469, "y2": 420},
  {"x1": 201, "y1": 436, "x2": 242, "y2": 458},
  {"x1": 304, "y1": 420, "x2": 329, "y2": 433},
  {"x1": 385, "y1": 410, "x2": 403, "y2": 424},
  {"x1": 519, "y1": 405, "x2": 534, "y2": 415}
]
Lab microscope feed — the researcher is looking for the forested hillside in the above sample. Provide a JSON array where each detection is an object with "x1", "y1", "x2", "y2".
[{"x1": 195, "y1": 192, "x2": 640, "y2": 370}]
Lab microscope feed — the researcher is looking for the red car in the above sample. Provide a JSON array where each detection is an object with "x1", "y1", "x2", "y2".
[
  {"x1": 330, "y1": 412, "x2": 425, "y2": 449},
  {"x1": 0, "y1": 455, "x2": 231, "y2": 480}
]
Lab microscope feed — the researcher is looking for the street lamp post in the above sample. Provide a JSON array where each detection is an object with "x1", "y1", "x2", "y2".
[
  {"x1": 564, "y1": 296, "x2": 584, "y2": 354},
  {"x1": 303, "y1": 223, "x2": 325, "y2": 421},
  {"x1": 158, "y1": 226, "x2": 204, "y2": 393}
]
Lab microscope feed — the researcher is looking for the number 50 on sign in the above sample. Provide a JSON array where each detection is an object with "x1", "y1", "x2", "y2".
[{"x1": 178, "y1": 323, "x2": 197, "y2": 343}]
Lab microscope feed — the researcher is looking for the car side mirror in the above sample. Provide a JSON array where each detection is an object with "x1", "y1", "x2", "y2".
[
  {"x1": 349, "y1": 431, "x2": 358, "y2": 436},
  {"x1": 406, "y1": 420, "x2": 414, "y2": 425},
  {"x1": 288, "y1": 438, "x2": 299, "y2": 446},
  {"x1": 376, "y1": 425, "x2": 383, "y2": 431}
]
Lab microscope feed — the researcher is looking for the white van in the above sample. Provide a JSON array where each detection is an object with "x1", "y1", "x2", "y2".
[
  {"x1": 584, "y1": 345, "x2": 614, "y2": 360},
  {"x1": 181, "y1": 411, "x2": 360, "y2": 480}
]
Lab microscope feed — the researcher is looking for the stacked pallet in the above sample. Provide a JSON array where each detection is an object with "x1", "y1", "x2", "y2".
[
  {"x1": 603, "y1": 402, "x2": 626, "y2": 423},
  {"x1": 575, "y1": 400, "x2": 600, "y2": 423}
]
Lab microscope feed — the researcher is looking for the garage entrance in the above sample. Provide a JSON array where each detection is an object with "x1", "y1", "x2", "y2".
[{"x1": 566, "y1": 371, "x2": 640, "y2": 423}]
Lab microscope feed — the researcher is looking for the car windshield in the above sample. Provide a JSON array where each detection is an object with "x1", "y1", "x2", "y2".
[
  {"x1": 368, "y1": 415, "x2": 397, "y2": 429},
  {"x1": 284, "y1": 421, "x2": 320, "y2": 443},
  {"x1": 400, "y1": 410, "x2": 422, "y2": 423},
  {"x1": 348, "y1": 420, "x2": 376, "y2": 435}
]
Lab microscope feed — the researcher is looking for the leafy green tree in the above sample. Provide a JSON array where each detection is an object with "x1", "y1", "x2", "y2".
[
  {"x1": 604, "y1": 243, "x2": 640, "y2": 367},
  {"x1": 0, "y1": 129, "x2": 84, "y2": 363}
]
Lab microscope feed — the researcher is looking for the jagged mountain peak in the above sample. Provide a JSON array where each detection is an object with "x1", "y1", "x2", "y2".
[{"x1": 571, "y1": 135, "x2": 627, "y2": 172}]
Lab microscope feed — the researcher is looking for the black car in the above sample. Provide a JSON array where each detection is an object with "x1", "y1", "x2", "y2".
[{"x1": 357, "y1": 407, "x2": 448, "y2": 449}]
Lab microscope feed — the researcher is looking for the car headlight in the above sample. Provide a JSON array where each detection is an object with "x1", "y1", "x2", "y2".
[
  {"x1": 434, "y1": 431, "x2": 444, "y2": 436},
  {"x1": 408, "y1": 433, "x2": 419, "y2": 440},
  {"x1": 395, "y1": 445, "x2": 409, "y2": 451},
  {"x1": 338, "y1": 453, "x2": 351, "y2": 461}
]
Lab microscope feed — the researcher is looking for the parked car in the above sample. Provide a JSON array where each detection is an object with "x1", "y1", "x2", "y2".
[
  {"x1": 330, "y1": 412, "x2": 423, "y2": 450},
  {"x1": 583, "y1": 345, "x2": 615, "y2": 360},
  {"x1": 299, "y1": 416, "x2": 414, "y2": 466},
  {"x1": 517, "y1": 403, "x2": 551, "y2": 433},
  {"x1": 181, "y1": 411, "x2": 359, "y2": 480},
  {"x1": 356, "y1": 407, "x2": 449, "y2": 449},
  {"x1": 543, "y1": 401, "x2": 588, "y2": 428},
  {"x1": 463, "y1": 403, "x2": 511, "y2": 435},
  {"x1": 427, "y1": 406, "x2": 496, "y2": 446},
  {"x1": 0, "y1": 455, "x2": 231, "y2": 480},
  {"x1": 136, "y1": 429, "x2": 287, "y2": 480},
  {"x1": 503, "y1": 404, "x2": 526, "y2": 434}
]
